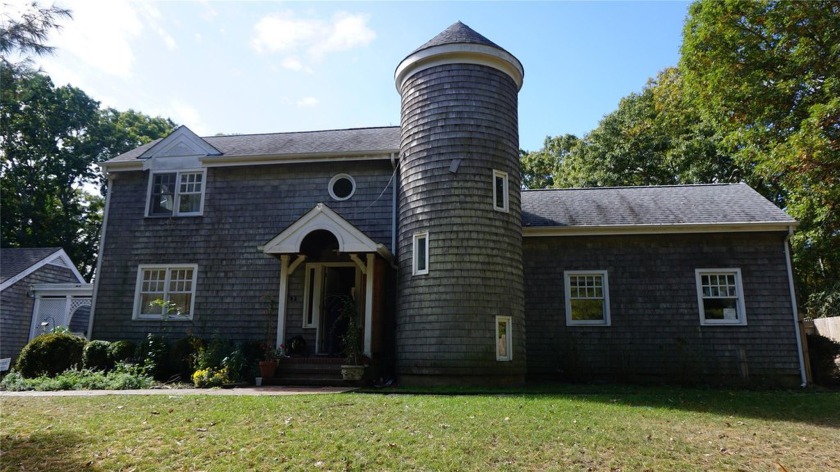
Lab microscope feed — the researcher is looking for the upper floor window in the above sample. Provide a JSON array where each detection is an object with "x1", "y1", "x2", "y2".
[
  {"x1": 493, "y1": 170, "x2": 509, "y2": 212},
  {"x1": 412, "y1": 232, "x2": 429, "y2": 276},
  {"x1": 564, "y1": 270, "x2": 611, "y2": 326},
  {"x1": 695, "y1": 269, "x2": 746, "y2": 325},
  {"x1": 329, "y1": 174, "x2": 356, "y2": 201},
  {"x1": 133, "y1": 264, "x2": 197, "y2": 320},
  {"x1": 147, "y1": 170, "x2": 205, "y2": 217}
]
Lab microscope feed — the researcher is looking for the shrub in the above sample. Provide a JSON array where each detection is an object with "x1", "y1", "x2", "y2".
[
  {"x1": 108, "y1": 340, "x2": 137, "y2": 363},
  {"x1": 195, "y1": 335, "x2": 232, "y2": 371},
  {"x1": 191, "y1": 368, "x2": 228, "y2": 388},
  {"x1": 169, "y1": 336, "x2": 204, "y2": 380},
  {"x1": 15, "y1": 333, "x2": 86, "y2": 378},
  {"x1": 136, "y1": 334, "x2": 169, "y2": 380},
  {"x1": 0, "y1": 363, "x2": 153, "y2": 392},
  {"x1": 83, "y1": 340, "x2": 113, "y2": 371},
  {"x1": 807, "y1": 333, "x2": 840, "y2": 386}
]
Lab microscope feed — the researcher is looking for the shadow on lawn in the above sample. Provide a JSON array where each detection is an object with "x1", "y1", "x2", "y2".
[
  {"x1": 369, "y1": 383, "x2": 840, "y2": 428},
  {"x1": 0, "y1": 431, "x2": 97, "y2": 471}
]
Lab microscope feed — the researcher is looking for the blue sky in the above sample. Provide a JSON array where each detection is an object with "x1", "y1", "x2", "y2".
[{"x1": 24, "y1": 1, "x2": 690, "y2": 152}]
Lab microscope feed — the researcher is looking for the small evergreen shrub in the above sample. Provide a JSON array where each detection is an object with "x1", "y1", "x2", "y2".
[
  {"x1": 135, "y1": 334, "x2": 169, "y2": 380},
  {"x1": 82, "y1": 340, "x2": 113, "y2": 371},
  {"x1": 169, "y1": 336, "x2": 204, "y2": 380},
  {"x1": 807, "y1": 333, "x2": 840, "y2": 386},
  {"x1": 15, "y1": 333, "x2": 86, "y2": 378},
  {"x1": 108, "y1": 340, "x2": 136, "y2": 363}
]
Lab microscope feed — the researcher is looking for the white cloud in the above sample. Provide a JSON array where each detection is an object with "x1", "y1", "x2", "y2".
[
  {"x1": 280, "y1": 57, "x2": 313, "y2": 74},
  {"x1": 168, "y1": 99, "x2": 210, "y2": 136},
  {"x1": 297, "y1": 97, "x2": 320, "y2": 108},
  {"x1": 250, "y1": 11, "x2": 375, "y2": 71}
]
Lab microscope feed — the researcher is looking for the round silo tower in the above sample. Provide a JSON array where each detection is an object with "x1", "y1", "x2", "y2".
[{"x1": 394, "y1": 22, "x2": 525, "y2": 386}]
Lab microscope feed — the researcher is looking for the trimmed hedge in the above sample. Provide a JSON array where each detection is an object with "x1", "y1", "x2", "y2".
[
  {"x1": 82, "y1": 340, "x2": 113, "y2": 371},
  {"x1": 15, "y1": 333, "x2": 86, "y2": 378}
]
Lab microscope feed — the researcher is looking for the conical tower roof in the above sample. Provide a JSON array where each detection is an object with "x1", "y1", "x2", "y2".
[
  {"x1": 410, "y1": 21, "x2": 505, "y2": 55},
  {"x1": 395, "y1": 21, "x2": 524, "y2": 92}
]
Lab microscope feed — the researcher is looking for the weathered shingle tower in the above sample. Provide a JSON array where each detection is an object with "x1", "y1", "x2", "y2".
[{"x1": 394, "y1": 22, "x2": 526, "y2": 385}]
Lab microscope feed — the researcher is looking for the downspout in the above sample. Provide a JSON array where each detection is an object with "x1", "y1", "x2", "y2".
[
  {"x1": 391, "y1": 152, "x2": 398, "y2": 255},
  {"x1": 784, "y1": 225, "x2": 808, "y2": 387},
  {"x1": 87, "y1": 175, "x2": 113, "y2": 341}
]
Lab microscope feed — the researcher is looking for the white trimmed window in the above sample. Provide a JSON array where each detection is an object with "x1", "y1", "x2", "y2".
[
  {"x1": 328, "y1": 173, "x2": 356, "y2": 201},
  {"x1": 412, "y1": 232, "x2": 429, "y2": 275},
  {"x1": 695, "y1": 269, "x2": 746, "y2": 325},
  {"x1": 133, "y1": 264, "x2": 197, "y2": 320},
  {"x1": 564, "y1": 270, "x2": 611, "y2": 326},
  {"x1": 147, "y1": 170, "x2": 206, "y2": 216},
  {"x1": 496, "y1": 316, "x2": 512, "y2": 361},
  {"x1": 493, "y1": 169, "x2": 509, "y2": 212}
]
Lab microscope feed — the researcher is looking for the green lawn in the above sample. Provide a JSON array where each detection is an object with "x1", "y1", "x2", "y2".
[{"x1": 2, "y1": 387, "x2": 838, "y2": 471}]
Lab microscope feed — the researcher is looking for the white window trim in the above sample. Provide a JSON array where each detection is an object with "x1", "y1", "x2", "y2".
[
  {"x1": 132, "y1": 264, "x2": 198, "y2": 320},
  {"x1": 495, "y1": 315, "x2": 512, "y2": 361},
  {"x1": 145, "y1": 169, "x2": 206, "y2": 217},
  {"x1": 412, "y1": 232, "x2": 429, "y2": 276},
  {"x1": 328, "y1": 173, "x2": 356, "y2": 201},
  {"x1": 492, "y1": 169, "x2": 509, "y2": 213},
  {"x1": 564, "y1": 270, "x2": 611, "y2": 326},
  {"x1": 695, "y1": 268, "x2": 747, "y2": 326}
]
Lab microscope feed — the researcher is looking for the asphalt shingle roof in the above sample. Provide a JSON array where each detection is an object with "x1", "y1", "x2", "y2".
[
  {"x1": 522, "y1": 183, "x2": 795, "y2": 228},
  {"x1": 410, "y1": 21, "x2": 505, "y2": 54},
  {"x1": 0, "y1": 247, "x2": 62, "y2": 283},
  {"x1": 106, "y1": 126, "x2": 401, "y2": 163}
]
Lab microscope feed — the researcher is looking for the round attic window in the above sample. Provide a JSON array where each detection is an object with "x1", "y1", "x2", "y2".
[{"x1": 329, "y1": 174, "x2": 356, "y2": 201}]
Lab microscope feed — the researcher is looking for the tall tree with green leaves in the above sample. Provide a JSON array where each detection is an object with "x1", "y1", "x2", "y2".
[
  {"x1": 520, "y1": 134, "x2": 579, "y2": 189},
  {"x1": 1, "y1": 2, "x2": 176, "y2": 279},
  {"x1": 681, "y1": 0, "x2": 840, "y2": 316}
]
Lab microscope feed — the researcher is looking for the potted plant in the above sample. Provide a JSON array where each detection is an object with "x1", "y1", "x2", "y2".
[
  {"x1": 332, "y1": 295, "x2": 366, "y2": 381},
  {"x1": 258, "y1": 343, "x2": 278, "y2": 380}
]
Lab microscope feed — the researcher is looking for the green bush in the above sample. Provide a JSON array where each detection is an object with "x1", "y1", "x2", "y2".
[
  {"x1": 83, "y1": 340, "x2": 113, "y2": 371},
  {"x1": 0, "y1": 363, "x2": 153, "y2": 392},
  {"x1": 807, "y1": 333, "x2": 840, "y2": 386},
  {"x1": 136, "y1": 334, "x2": 169, "y2": 380},
  {"x1": 169, "y1": 336, "x2": 204, "y2": 380},
  {"x1": 108, "y1": 340, "x2": 136, "y2": 363},
  {"x1": 15, "y1": 333, "x2": 86, "y2": 378}
]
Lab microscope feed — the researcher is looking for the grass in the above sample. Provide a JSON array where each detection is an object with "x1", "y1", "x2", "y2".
[{"x1": 2, "y1": 386, "x2": 839, "y2": 471}]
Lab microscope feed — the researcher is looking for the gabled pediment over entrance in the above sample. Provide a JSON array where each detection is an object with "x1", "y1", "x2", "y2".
[{"x1": 263, "y1": 203, "x2": 381, "y2": 254}]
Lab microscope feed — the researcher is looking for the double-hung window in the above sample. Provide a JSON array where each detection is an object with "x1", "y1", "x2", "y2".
[
  {"x1": 133, "y1": 264, "x2": 197, "y2": 320},
  {"x1": 695, "y1": 269, "x2": 746, "y2": 325},
  {"x1": 493, "y1": 169, "x2": 509, "y2": 212},
  {"x1": 412, "y1": 232, "x2": 429, "y2": 275},
  {"x1": 147, "y1": 170, "x2": 205, "y2": 216},
  {"x1": 564, "y1": 270, "x2": 611, "y2": 326}
]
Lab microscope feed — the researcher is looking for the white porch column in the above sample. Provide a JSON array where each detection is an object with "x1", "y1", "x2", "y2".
[
  {"x1": 276, "y1": 255, "x2": 290, "y2": 348},
  {"x1": 364, "y1": 253, "x2": 374, "y2": 357}
]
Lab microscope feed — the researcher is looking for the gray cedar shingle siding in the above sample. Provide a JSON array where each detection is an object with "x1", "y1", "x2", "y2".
[
  {"x1": 92, "y1": 160, "x2": 395, "y2": 342},
  {"x1": 396, "y1": 61, "x2": 526, "y2": 383},
  {"x1": 523, "y1": 232, "x2": 800, "y2": 385},
  {"x1": 0, "y1": 265, "x2": 81, "y2": 360}
]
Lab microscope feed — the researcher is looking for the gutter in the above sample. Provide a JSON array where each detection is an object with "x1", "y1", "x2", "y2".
[
  {"x1": 784, "y1": 225, "x2": 808, "y2": 387},
  {"x1": 87, "y1": 177, "x2": 113, "y2": 341}
]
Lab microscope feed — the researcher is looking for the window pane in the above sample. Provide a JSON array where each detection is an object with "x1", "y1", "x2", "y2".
[
  {"x1": 571, "y1": 299, "x2": 604, "y2": 321},
  {"x1": 168, "y1": 293, "x2": 192, "y2": 316},
  {"x1": 416, "y1": 236, "x2": 427, "y2": 272},
  {"x1": 150, "y1": 173, "x2": 176, "y2": 215},
  {"x1": 702, "y1": 298, "x2": 738, "y2": 321},
  {"x1": 140, "y1": 293, "x2": 164, "y2": 316},
  {"x1": 178, "y1": 194, "x2": 200, "y2": 213},
  {"x1": 494, "y1": 174, "x2": 506, "y2": 209}
]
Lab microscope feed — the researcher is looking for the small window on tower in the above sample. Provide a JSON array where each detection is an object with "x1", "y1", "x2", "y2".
[
  {"x1": 413, "y1": 232, "x2": 429, "y2": 275},
  {"x1": 493, "y1": 170, "x2": 509, "y2": 212}
]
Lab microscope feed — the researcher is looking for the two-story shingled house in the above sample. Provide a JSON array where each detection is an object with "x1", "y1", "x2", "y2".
[{"x1": 90, "y1": 22, "x2": 806, "y2": 386}]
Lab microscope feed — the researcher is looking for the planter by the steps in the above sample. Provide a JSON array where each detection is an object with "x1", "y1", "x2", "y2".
[
  {"x1": 259, "y1": 360, "x2": 277, "y2": 379},
  {"x1": 340, "y1": 365, "x2": 366, "y2": 381}
]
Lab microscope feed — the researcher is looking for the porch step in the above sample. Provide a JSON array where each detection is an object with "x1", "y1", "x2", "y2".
[{"x1": 262, "y1": 357, "x2": 364, "y2": 387}]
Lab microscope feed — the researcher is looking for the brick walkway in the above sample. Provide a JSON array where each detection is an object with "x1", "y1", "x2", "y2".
[{"x1": 0, "y1": 386, "x2": 355, "y2": 397}]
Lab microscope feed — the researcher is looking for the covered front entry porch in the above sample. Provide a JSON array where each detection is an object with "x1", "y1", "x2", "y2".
[{"x1": 262, "y1": 203, "x2": 394, "y2": 384}]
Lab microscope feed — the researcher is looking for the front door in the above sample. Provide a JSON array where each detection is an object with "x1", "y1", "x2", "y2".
[{"x1": 303, "y1": 263, "x2": 361, "y2": 355}]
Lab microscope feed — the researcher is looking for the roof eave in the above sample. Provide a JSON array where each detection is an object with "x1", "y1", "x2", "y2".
[
  {"x1": 200, "y1": 150, "x2": 399, "y2": 168},
  {"x1": 522, "y1": 221, "x2": 799, "y2": 237}
]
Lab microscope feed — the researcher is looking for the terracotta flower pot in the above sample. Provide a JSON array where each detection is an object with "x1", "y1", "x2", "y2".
[{"x1": 259, "y1": 360, "x2": 277, "y2": 379}]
